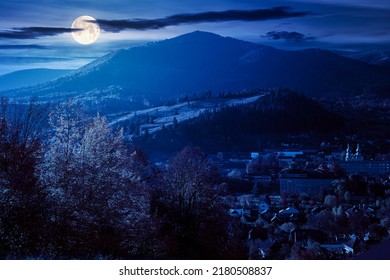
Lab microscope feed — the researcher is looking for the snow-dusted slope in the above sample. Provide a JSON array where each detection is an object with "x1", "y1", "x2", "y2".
[{"x1": 109, "y1": 94, "x2": 266, "y2": 138}]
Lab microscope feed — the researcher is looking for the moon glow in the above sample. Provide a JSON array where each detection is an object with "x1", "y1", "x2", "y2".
[{"x1": 71, "y1": 15, "x2": 100, "y2": 45}]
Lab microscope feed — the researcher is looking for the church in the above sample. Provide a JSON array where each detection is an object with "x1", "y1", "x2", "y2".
[{"x1": 340, "y1": 144, "x2": 390, "y2": 176}]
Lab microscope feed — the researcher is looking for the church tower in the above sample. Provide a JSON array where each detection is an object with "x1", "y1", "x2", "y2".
[
  {"x1": 355, "y1": 143, "x2": 360, "y2": 157},
  {"x1": 354, "y1": 143, "x2": 364, "y2": 161}
]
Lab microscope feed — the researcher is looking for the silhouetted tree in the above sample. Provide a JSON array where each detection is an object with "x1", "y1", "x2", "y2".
[
  {"x1": 153, "y1": 146, "x2": 234, "y2": 259},
  {"x1": 0, "y1": 97, "x2": 49, "y2": 258}
]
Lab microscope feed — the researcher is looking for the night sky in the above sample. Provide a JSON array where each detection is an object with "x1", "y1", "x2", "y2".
[{"x1": 0, "y1": 0, "x2": 389, "y2": 75}]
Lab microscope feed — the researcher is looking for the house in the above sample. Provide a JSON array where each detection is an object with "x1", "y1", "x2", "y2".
[
  {"x1": 270, "y1": 207, "x2": 300, "y2": 224},
  {"x1": 229, "y1": 208, "x2": 243, "y2": 217},
  {"x1": 320, "y1": 242, "x2": 355, "y2": 255},
  {"x1": 269, "y1": 195, "x2": 282, "y2": 207},
  {"x1": 258, "y1": 239, "x2": 274, "y2": 259},
  {"x1": 344, "y1": 237, "x2": 357, "y2": 254},
  {"x1": 311, "y1": 205, "x2": 326, "y2": 215},
  {"x1": 335, "y1": 233, "x2": 356, "y2": 243},
  {"x1": 251, "y1": 152, "x2": 259, "y2": 159},
  {"x1": 345, "y1": 205, "x2": 369, "y2": 218},
  {"x1": 279, "y1": 207, "x2": 299, "y2": 216},
  {"x1": 258, "y1": 201, "x2": 269, "y2": 212},
  {"x1": 279, "y1": 168, "x2": 335, "y2": 196},
  {"x1": 320, "y1": 236, "x2": 357, "y2": 256},
  {"x1": 244, "y1": 208, "x2": 259, "y2": 218},
  {"x1": 289, "y1": 229, "x2": 328, "y2": 244},
  {"x1": 270, "y1": 213, "x2": 282, "y2": 224},
  {"x1": 251, "y1": 175, "x2": 272, "y2": 184},
  {"x1": 242, "y1": 207, "x2": 259, "y2": 223},
  {"x1": 259, "y1": 208, "x2": 275, "y2": 222},
  {"x1": 277, "y1": 156, "x2": 295, "y2": 167}
]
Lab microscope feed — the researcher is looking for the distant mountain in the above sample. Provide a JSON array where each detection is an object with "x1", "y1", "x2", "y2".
[
  {"x1": 4, "y1": 31, "x2": 389, "y2": 108},
  {"x1": 336, "y1": 50, "x2": 390, "y2": 67},
  {"x1": 0, "y1": 68, "x2": 72, "y2": 91}
]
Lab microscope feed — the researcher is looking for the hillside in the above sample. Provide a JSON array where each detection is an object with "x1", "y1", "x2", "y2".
[
  {"x1": 131, "y1": 90, "x2": 345, "y2": 155},
  {"x1": 108, "y1": 91, "x2": 267, "y2": 138}
]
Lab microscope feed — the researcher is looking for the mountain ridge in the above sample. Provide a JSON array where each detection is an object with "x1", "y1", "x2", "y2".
[
  {"x1": 0, "y1": 68, "x2": 73, "y2": 91},
  {"x1": 3, "y1": 31, "x2": 389, "y2": 107}
]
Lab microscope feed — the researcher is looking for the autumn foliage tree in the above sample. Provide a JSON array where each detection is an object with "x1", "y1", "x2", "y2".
[{"x1": 37, "y1": 102, "x2": 152, "y2": 258}]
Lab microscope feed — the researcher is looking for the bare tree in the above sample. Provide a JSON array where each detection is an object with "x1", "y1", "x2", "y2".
[
  {"x1": 0, "y1": 97, "x2": 49, "y2": 258},
  {"x1": 0, "y1": 97, "x2": 48, "y2": 192},
  {"x1": 153, "y1": 146, "x2": 232, "y2": 259}
]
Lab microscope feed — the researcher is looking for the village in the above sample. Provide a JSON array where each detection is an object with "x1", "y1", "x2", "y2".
[{"x1": 210, "y1": 140, "x2": 390, "y2": 259}]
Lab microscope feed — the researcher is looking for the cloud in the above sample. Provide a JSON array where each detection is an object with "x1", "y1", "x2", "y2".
[
  {"x1": 0, "y1": 56, "x2": 72, "y2": 63},
  {"x1": 0, "y1": 7, "x2": 309, "y2": 40},
  {"x1": 263, "y1": 31, "x2": 315, "y2": 41},
  {"x1": 0, "y1": 27, "x2": 82, "y2": 39},
  {"x1": 92, "y1": 6, "x2": 309, "y2": 32},
  {"x1": 0, "y1": 44, "x2": 47, "y2": 49}
]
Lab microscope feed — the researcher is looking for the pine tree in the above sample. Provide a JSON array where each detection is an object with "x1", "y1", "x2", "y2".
[{"x1": 172, "y1": 116, "x2": 178, "y2": 129}]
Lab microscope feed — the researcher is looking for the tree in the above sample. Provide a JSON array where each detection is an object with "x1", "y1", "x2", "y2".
[
  {"x1": 324, "y1": 195, "x2": 337, "y2": 208},
  {"x1": 324, "y1": 194, "x2": 337, "y2": 208},
  {"x1": 0, "y1": 97, "x2": 47, "y2": 192},
  {"x1": 307, "y1": 210, "x2": 337, "y2": 234},
  {"x1": 348, "y1": 211, "x2": 370, "y2": 236},
  {"x1": 368, "y1": 223, "x2": 388, "y2": 244},
  {"x1": 291, "y1": 240, "x2": 328, "y2": 260},
  {"x1": 172, "y1": 116, "x2": 178, "y2": 129},
  {"x1": 279, "y1": 222, "x2": 295, "y2": 233},
  {"x1": 227, "y1": 169, "x2": 244, "y2": 180},
  {"x1": 246, "y1": 153, "x2": 278, "y2": 175},
  {"x1": 252, "y1": 181, "x2": 260, "y2": 197},
  {"x1": 0, "y1": 97, "x2": 49, "y2": 258},
  {"x1": 38, "y1": 103, "x2": 151, "y2": 258},
  {"x1": 153, "y1": 146, "x2": 229, "y2": 258},
  {"x1": 38, "y1": 100, "x2": 83, "y2": 189},
  {"x1": 344, "y1": 191, "x2": 351, "y2": 203}
]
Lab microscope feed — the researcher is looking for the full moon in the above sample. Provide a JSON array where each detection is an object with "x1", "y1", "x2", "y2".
[{"x1": 71, "y1": 15, "x2": 100, "y2": 45}]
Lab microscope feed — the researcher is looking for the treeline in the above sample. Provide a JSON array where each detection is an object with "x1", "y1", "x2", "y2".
[
  {"x1": 0, "y1": 98, "x2": 245, "y2": 259},
  {"x1": 154, "y1": 88, "x2": 268, "y2": 107},
  {"x1": 181, "y1": 89, "x2": 343, "y2": 137}
]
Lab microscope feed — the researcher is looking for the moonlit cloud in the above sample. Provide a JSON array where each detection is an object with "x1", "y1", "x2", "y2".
[
  {"x1": 92, "y1": 7, "x2": 309, "y2": 32},
  {"x1": 0, "y1": 27, "x2": 82, "y2": 40},
  {"x1": 0, "y1": 44, "x2": 47, "y2": 49}
]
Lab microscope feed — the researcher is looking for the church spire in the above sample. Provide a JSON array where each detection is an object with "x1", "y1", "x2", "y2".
[
  {"x1": 355, "y1": 143, "x2": 360, "y2": 156},
  {"x1": 345, "y1": 143, "x2": 350, "y2": 161}
]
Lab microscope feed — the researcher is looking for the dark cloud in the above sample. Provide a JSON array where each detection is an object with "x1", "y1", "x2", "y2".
[
  {"x1": 0, "y1": 7, "x2": 309, "y2": 40},
  {"x1": 0, "y1": 27, "x2": 82, "y2": 39},
  {"x1": 92, "y1": 6, "x2": 309, "y2": 32},
  {"x1": 0, "y1": 56, "x2": 72, "y2": 63},
  {"x1": 263, "y1": 31, "x2": 315, "y2": 41},
  {"x1": 0, "y1": 44, "x2": 47, "y2": 49}
]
